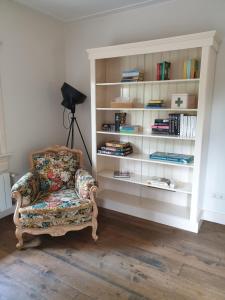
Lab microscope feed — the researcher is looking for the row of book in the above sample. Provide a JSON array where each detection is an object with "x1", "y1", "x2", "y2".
[
  {"x1": 121, "y1": 68, "x2": 144, "y2": 82},
  {"x1": 151, "y1": 114, "x2": 197, "y2": 138},
  {"x1": 98, "y1": 141, "x2": 133, "y2": 156},
  {"x1": 157, "y1": 61, "x2": 171, "y2": 80},
  {"x1": 183, "y1": 59, "x2": 199, "y2": 79},
  {"x1": 119, "y1": 59, "x2": 198, "y2": 83}
]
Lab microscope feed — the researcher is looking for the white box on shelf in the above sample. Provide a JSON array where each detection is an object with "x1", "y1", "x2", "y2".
[{"x1": 171, "y1": 94, "x2": 197, "y2": 109}]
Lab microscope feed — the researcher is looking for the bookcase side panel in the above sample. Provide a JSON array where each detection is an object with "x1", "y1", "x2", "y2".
[
  {"x1": 90, "y1": 59, "x2": 97, "y2": 177},
  {"x1": 191, "y1": 46, "x2": 217, "y2": 223}
]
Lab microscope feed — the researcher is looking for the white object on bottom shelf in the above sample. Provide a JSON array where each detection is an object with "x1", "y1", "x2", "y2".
[{"x1": 98, "y1": 170, "x2": 192, "y2": 194}]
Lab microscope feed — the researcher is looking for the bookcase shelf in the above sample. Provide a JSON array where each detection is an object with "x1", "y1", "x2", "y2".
[
  {"x1": 96, "y1": 108, "x2": 198, "y2": 112},
  {"x1": 98, "y1": 170, "x2": 192, "y2": 194},
  {"x1": 97, "y1": 153, "x2": 194, "y2": 168},
  {"x1": 87, "y1": 31, "x2": 219, "y2": 233},
  {"x1": 96, "y1": 78, "x2": 200, "y2": 86},
  {"x1": 96, "y1": 130, "x2": 196, "y2": 141},
  {"x1": 98, "y1": 189, "x2": 191, "y2": 221}
]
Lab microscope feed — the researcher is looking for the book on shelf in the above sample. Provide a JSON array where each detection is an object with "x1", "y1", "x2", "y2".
[
  {"x1": 170, "y1": 114, "x2": 197, "y2": 138},
  {"x1": 100, "y1": 146, "x2": 133, "y2": 152},
  {"x1": 157, "y1": 61, "x2": 171, "y2": 80},
  {"x1": 119, "y1": 125, "x2": 140, "y2": 134},
  {"x1": 146, "y1": 176, "x2": 175, "y2": 189},
  {"x1": 151, "y1": 114, "x2": 197, "y2": 138},
  {"x1": 149, "y1": 152, "x2": 194, "y2": 164},
  {"x1": 183, "y1": 59, "x2": 199, "y2": 79},
  {"x1": 98, "y1": 149, "x2": 132, "y2": 156},
  {"x1": 113, "y1": 171, "x2": 130, "y2": 178},
  {"x1": 145, "y1": 99, "x2": 164, "y2": 109},
  {"x1": 105, "y1": 141, "x2": 131, "y2": 148},
  {"x1": 151, "y1": 118, "x2": 169, "y2": 135},
  {"x1": 115, "y1": 112, "x2": 126, "y2": 132},
  {"x1": 98, "y1": 141, "x2": 133, "y2": 156},
  {"x1": 121, "y1": 68, "x2": 144, "y2": 82}
]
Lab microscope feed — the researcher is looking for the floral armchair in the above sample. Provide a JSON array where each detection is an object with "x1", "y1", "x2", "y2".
[{"x1": 11, "y1": 146, "x2": 98, "y2": 249}]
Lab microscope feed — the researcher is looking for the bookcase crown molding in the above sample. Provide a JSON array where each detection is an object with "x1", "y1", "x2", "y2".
[{"x1": 87, "y1": 31, "x2": 220, "y2": 60}]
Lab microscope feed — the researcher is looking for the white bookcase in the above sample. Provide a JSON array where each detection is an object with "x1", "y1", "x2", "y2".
[{"x1": 87, "y1": 31, "x2": 219, "y2": 232}]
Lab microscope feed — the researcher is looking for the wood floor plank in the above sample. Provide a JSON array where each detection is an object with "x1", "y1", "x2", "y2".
[
  {"x1": 45, "y1": 237, "x2": 225, "y2": 300},
  {"x1": 1, "y1": 209, "x2": 225, "y2": 300}
]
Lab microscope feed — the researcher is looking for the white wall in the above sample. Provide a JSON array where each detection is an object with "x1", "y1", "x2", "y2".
[
  {"x1": 65, "y1": 0, "x2": 225, "y2": 218},
  {"x1": 0, "y1": 0, "x2": 66, "y2": 176}
]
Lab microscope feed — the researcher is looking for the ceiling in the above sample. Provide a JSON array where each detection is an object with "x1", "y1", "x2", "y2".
[{"x1": 13, "y1": 0, "x2": 167, "y2": 22}]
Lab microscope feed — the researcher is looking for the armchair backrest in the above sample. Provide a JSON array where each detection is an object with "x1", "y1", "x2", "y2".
[{"x1": 30, "y1": 146, "x2": 83, "y2": 193}]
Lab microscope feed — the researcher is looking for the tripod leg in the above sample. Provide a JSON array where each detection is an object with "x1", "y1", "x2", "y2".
[
  {"x1": 74, "y1": 117, "x2": 92, "y2": 166},
  {"x1": 66, "y1": 119, "x2": 73, "y2": 147},
  {"x1": 71, "y1": 118, "x2": 74, "y2": 149}
]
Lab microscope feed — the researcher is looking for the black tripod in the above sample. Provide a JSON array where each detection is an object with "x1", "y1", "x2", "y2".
[{"x1": 66, "y1": 113, "x2": 92, "y2": 166}]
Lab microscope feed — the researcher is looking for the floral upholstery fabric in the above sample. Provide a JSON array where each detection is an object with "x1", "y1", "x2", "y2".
[
  {"x1": 75, "y1": 169, "x2": 97, "y2": 199},
  {"x1": 19, "y1": 189, "x2": 92, "y2": 228},
  {"x1": 11, "y1": 172, "x2": 40, "y2": 207},
  {"x1": 32, "y1": 150, "x2": 81, "y2": 193}
]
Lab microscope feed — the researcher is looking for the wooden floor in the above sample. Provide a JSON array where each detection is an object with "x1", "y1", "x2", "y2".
[{"x1": 0, "y1": 209, "x2": 225, "y2": 300}]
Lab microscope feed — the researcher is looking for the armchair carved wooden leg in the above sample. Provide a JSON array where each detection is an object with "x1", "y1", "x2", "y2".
[
  {"x1": 12, "y1": 191, "x2": 24, "y2": 249},
  {"x1": 15, "y1": 227, "x2": 24, "y2": 249},
  {"x1": 90, "y1": 186, "x2": 98, "y2": 242}
]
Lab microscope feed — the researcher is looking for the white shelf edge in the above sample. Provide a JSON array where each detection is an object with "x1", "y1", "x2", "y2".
[
  {"x1": 97, "y1": 153, "x2": 194, "y2": 168},
  {"x1": 96, "y1": 108, "x2": 198, "y2": 112},
  {"x1": 98, "y1": 170, "x2": 192, "y2": 194},
  {"x1": 96, "y1": 78, "x2": 200, "y2": 86},
  {"x1": 96, "y1": 131, "x2": 196, "y2": 141}
]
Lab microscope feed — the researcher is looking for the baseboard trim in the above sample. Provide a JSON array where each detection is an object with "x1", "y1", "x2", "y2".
[
  {"x1": 0, "y1": 205, "x2": 15, "y2": 219},
  {"x1": 202, "y1": 209, "x2": 225, "y2": 226}
]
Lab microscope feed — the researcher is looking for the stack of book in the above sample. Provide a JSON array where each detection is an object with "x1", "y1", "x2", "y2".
[
  {"x1": 151, "y1": 118, "x2": 169, "y2": 135},
  {"x1": 169, "y1": 114, "x2": 197, "y2": 138},
  {"x1": 149, "y1": 152, "x2": 194, "y2": 164},
  {"x1": 145, "y1": 99, "x2": 164, "y2": 109},
  {"x1": 121, "y1": 68, "x2": 144, "y2": 82},
  {"x1": 157, "y1": 61, "x2": 171, "y2": 80},
  {"x1": 120, "y1": 125, "x2": 140, "y2": 134},
  {"x1": 98, "y1": 141, "x2": 133, "y2": 156},
  {"x1": 183, "y1": 59, "x2": 199, "y2": 79}
]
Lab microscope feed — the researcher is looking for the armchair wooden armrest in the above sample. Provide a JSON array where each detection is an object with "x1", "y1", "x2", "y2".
[
  {"x1": 75, "y1": 169, "x2": 98, "y2": 200},
  {"x1": 11, "y1": 172, "x2": 40, "y2": 224},
  {"x1": 75, "y1": 169, "x2": 98, "y2": 241}
]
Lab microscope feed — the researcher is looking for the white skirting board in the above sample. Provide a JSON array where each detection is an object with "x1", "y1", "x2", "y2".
[
  {"x1": 0, "y1": 204, "x2": 15, "y2": 219},
  {"x1": 0, "y1": 172, "x2": 13, "y2": 219},
  {"x1": 201, "y1": 210, "x2": 225, "y2": 226}
]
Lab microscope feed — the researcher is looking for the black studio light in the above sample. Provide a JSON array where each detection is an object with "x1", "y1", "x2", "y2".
[{"x1": 61, "y1": 82, "x2": 92, "y2": 166}]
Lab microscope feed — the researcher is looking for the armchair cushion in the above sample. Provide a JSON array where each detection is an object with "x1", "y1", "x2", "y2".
[
  {"x1": 11, "y1": 172, "x2": 40, "y2": 207},
  {"x1": 32, "y1": 150, "x2": 81, "y2": 193},
  {"x1": 19, "y1": 188, "x2": 92, "y2": 228},
  {"x1": 75, "y1": 169, "x2": 97, "y2": 199}
]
